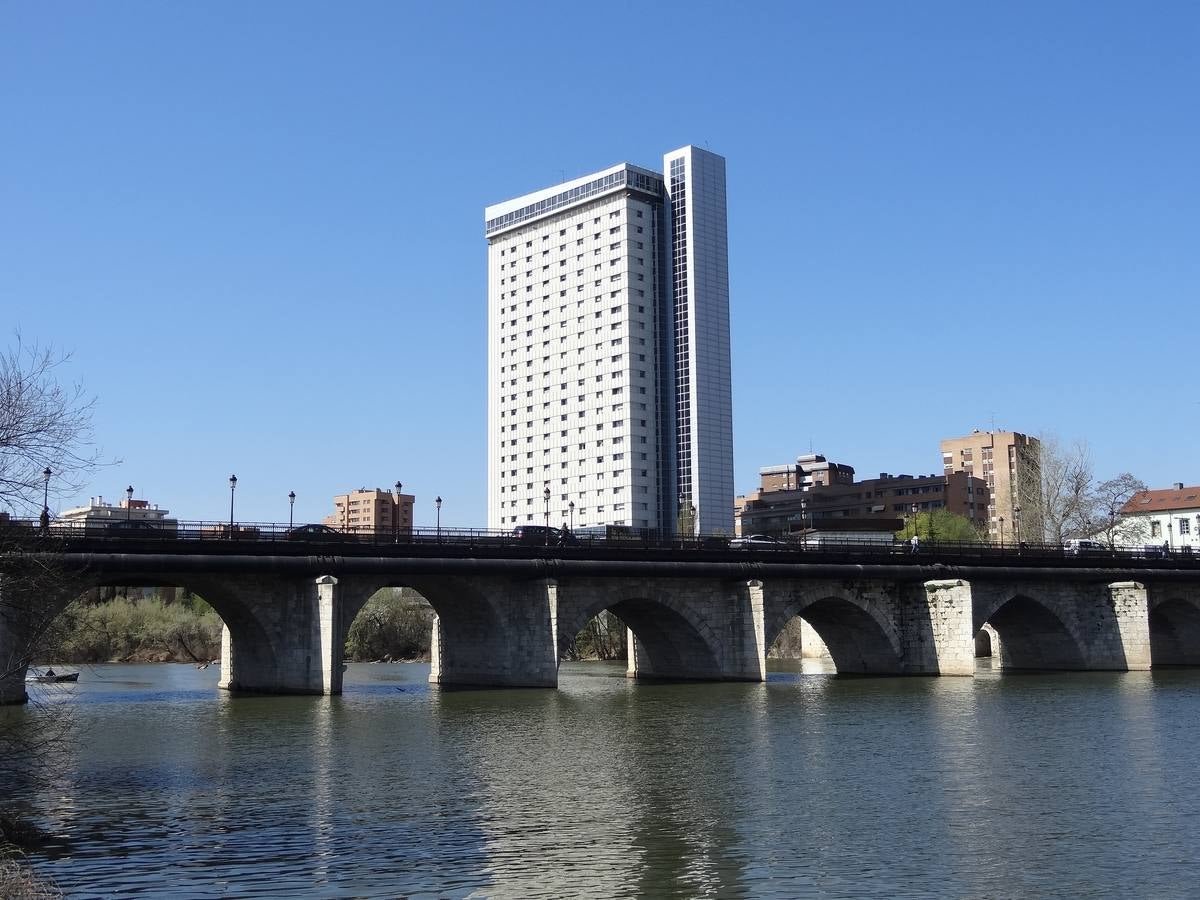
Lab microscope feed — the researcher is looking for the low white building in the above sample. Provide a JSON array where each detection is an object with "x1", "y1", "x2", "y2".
[
  {"x1": 1119, "y1": 483, "x2": 1200, "y2": 551},
  {"x1": 58, "y1": 494, "x2": 178, "y2": 531}
]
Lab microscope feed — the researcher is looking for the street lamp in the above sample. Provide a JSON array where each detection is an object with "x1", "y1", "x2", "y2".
[
  {"x1": 1013, "y1": 504, "x2": 1022, "y2": 545},
  {"x1": 1167, "y1": 519, "x2": 1174, "y2": 550},
  {"x1": 568, "y1": 500, "x2": 575, "y2": 531},
  {"x1": 126, "y1": 485, "x2": 134, "y2": 521},
  {"x1": 543, "y1": 485, "x2": 551, "y2": 542},
  {"x1": 435, "y1": 496, "x2": 442, "y2": 541},
  {"x1": 999, "y1": 516, "x2": 1006, "y2": 546},
  {"x1": 228, "y1": 474, "x2": 237, "y2": 538},
  {"x1": 910, "y1": 502, "x2": 919, "y2": 538},
  {"x1": 394, "y1": 481, "x2": 402, "y2": 543},
  {"x1": 41, "y1": 467, "x2": 51, "y2": 531},
  {"x1": 288, "y1": 490, "x2": 295, "y2": 529}
]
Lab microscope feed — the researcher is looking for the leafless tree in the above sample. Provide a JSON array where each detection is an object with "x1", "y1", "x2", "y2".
[
  {"x1": 0, "y1": 337, "x2": 100, "y2": 513},
  {"x1": 1, "y1": 337, "x2": 101, "y2": 849},
  {"x1": 1090, "y1": 473, "x2": 1150, "y2": 549},
  {"x1": 1017, "y1": 434, "x2": 1093, "y2": 543}
]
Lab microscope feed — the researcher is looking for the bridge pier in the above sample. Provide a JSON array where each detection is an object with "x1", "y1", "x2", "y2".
[
  {"x1": 972, "y1": 579, "x2": 1151, "y2": 671},
  {"x1": 428, "y1": 577, "x2": 558, "y2": 688},
  {"x1": 217, "y1": 574, "x2": 341, "y2": 695}
]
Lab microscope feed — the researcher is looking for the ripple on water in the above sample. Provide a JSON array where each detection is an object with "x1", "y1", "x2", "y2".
[{"x1": 10, "y1": 662, "x2": 1200, "y2": 898}]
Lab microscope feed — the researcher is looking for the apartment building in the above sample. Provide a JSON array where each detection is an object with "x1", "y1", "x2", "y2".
[
  {"x1": 485, "y1": 146, "x2": 734, "y2": 535},
  {"x1": 735, "y1": 454, "x2": 989, "y2": 537},
  {"x1": 940, "y1": 430, "x2": 1042, "y2": 541},
  {"x1": 323, "y1": 487, "x2": 414, "y2": 535}
]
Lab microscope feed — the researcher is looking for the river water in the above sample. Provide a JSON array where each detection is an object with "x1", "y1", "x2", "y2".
[{"x1": 5, "y1": 661, "x2": 1200, "y2": 898}]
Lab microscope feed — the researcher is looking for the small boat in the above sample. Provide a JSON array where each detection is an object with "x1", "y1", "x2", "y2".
[{"x1": 26, "y1": 669, "x2": 80, "y2": 684}]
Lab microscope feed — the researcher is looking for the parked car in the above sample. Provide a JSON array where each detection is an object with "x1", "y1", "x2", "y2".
[
  {"x1": 730, "y1": 534, "x2": 786, "y2": 550},
  {"x1": 285, "y1": 524, "x2": 351, "y2": 543}
]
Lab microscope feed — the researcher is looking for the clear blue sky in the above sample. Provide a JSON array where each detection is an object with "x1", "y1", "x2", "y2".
[{"x1": 2, "y1": 2, "x2": 1197, "y2": 526}]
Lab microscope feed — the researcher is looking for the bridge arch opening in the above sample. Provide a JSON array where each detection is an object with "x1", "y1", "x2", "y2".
[
  {"x1": 0, "y1": 574, "x2": 280, "y2": 704},
  {"x1": 557, "y1": 595, "x2": 723, "y2": 681},
  {"x1": 983, "y1": 595, "x2": 1085, "y2": 671},
  {"x1": 343, "y1": 587, "x2": 435, "y2": 664},
  {"x1": 769, "y1": 597, "x2": 904, "y2": 675},
  {"x1": 1149, "y1": 597, "x2": 1200, "y2": 667}
]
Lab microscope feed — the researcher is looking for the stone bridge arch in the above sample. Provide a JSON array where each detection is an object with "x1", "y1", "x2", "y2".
[
  {"x1": 971, "y1": 580, "x2": 1150, "y2": 671},
  {"x1": 336, "y1": 574, "x2": 539, "y2": 687},
  {"x1": 762, "y1": 580, "x2": 906, "y2": 675},
  {"x1": 0, "y1": 569, "x2": 287, "y2": 703},
  {"x1": 1147, "y1": 586, "x2": 1200, "y2": 666},
  {"x1": 554, "y1": 577, "x2": 736, "y2": 681}
]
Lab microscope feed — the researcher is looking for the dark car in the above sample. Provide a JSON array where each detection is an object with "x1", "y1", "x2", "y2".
[
  {"x1": 513, "y1": 525, "x2": 573, "y2": 546},
  {"x1": 103, "y1": 519, "x2": 175, "y2": 538},
  {"x1": 285, "y1": 524, "x2": 351, "y2": 543}
]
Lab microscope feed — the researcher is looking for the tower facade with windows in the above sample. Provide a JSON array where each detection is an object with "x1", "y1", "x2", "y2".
[{"x1": 485, "y1": 146, "x2": 733, "y2": 535}]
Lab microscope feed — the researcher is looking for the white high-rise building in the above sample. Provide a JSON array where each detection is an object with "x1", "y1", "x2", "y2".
[{"x1": 485, "y1": 146, "x2": 733, "y2": 536}]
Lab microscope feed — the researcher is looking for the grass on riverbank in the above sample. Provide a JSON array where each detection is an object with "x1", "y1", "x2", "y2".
[{"x1": 0, "y1": 853, "x2": 61, "y2": 900}]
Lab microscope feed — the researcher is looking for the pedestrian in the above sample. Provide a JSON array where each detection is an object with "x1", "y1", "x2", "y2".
[{"x1": 910, "y1": 534, "x2": 920, "y2": 555}]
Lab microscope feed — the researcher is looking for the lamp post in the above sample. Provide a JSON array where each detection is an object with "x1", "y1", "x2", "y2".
[
  {"x1": 435, "y1": 496, "x2": 442, "y2": 541},
  {"x1": 999, "y1": 516, "x2": 1006, "y2": 546},
  {"x1": 394, "y1": 481, "x2": 402, "y2": 543},
  {"x1": 1167, "y1": 519, "x2": 1174, "y2": 550},
  {"x1": 543, "y1": 485, "x2": 551, "y2": 543},
  {"x1": 288, "y1": 491, "x2": 295, "y2": 529},
  {"x1": 568, "y1": 500, "x2": 575, "y2": 531},
  {"x1": 228, "y1": 474, "x2": 237, "y2": 538},
  {"x1": 910, "y1": 502, "x2": 919, "y2": 538},
  {"x1": 1013, "y1": 504, "x2": 1021, "y2": 545},
  {"x1": 41, "y1": 467, "x2": 51, "y2": 531},
  {"x1": 126, "y1": 485, "x2": 134, "y2": 521}
]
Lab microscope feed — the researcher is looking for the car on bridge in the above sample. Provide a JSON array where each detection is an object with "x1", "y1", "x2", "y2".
[
  {"x1": 101, "y1": 520, "x2": 177, "y2": 538},
  {"x1": 730, "y1": 534, "x2": 787, "y2": 550},
  {"x1": 285, "y1": 524, "x2": 353, "y2": 543}
]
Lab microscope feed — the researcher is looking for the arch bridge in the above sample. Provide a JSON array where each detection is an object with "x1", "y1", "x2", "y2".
[{"x1": 2, "y1": 541, "x2": 1199, "y2": 703}]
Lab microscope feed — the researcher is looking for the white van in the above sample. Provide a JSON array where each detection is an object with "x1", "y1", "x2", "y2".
[{"x1": 1064, "y1": 539, "x2": 1105, "y2": 555}]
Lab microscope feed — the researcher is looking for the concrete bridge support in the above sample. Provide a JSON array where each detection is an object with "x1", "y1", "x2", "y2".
[
  {"x1": 555, "y1": 576, "x2": 765, "y2": 682},
  {"x1": 971, "y1": 580, "x2": 1151, "y2": 671},
  {"x1": 426, "y1": 577, "x2": 558, "y2": 688},
  {"x1": 217, "y1": 574, "x2": 341, "y2": 695},
  {"x1": 759, "y1": 578, "x2": 974, "y2": 676}
]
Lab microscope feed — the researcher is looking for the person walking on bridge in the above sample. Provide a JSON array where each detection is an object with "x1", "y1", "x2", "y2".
[{"x1": 910, "y1": 534, "x2": 920, "y2": 555}]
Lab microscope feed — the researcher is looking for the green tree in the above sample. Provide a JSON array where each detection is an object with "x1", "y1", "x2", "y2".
[{"x1": 896, "y1": 509, "x2": 985, "y2": 543}]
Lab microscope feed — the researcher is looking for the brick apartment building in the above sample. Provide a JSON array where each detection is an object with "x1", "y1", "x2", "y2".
[
  {"x1": 735, "y1": 453, "x2": 989, "y2": 538},
  {"x1": 940, "y1": 430, "x2": 1042, "y2": 542},
  {"x1": 323, "y1": 487, "x2": 415, "y2": 536}
]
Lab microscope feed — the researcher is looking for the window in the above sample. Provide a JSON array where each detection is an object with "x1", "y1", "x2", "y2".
[{"x1": 1180, "y1": 518, "x2": 1192, "y2": 535}]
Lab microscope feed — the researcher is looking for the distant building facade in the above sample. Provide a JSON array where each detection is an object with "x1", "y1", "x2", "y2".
[
  {"x1": 1120, "y1": 483, "x2": 1200, "y2": 551},
  {"x1": 323, "y1": 487, "x2": 414, "y2": 535},
  {"x1": 58, "y1": 495, "x2": 178, "y2": 531},
  {"x1": 735, "y1": 454, "x2": 989, "y2": 538},
  {"x1": 940, "y1": 430, "x2": 1042, "y2": 542}
]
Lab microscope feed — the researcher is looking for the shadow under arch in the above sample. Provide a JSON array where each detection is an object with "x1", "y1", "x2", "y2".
[
  {"x1": 983, "y1": 594, "x2": 1085, "y2": 671},
  {"x1": 766, "y1": 593, "x2": 905, "y2": 675},
  {"x1": 556, "y1": 593, "x2": 723, "y2": 681},
  {"x1": 1149, "y1": 597, "x2": 1200, "y2": 666},
  {"x1": 81, "y1": 573, "x2": 280, "y2": 680},
  {"x1": 339, "y1": 576, "x2": 505, "y2": 677}
]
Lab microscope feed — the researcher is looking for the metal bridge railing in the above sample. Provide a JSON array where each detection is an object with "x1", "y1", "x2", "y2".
[{"x1": 1, "y1": 518, "x2": 1197, "y2": 568}]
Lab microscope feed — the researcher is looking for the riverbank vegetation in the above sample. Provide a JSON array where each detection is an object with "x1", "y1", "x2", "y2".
[
  {"x1": 43, "y1": 588, "x2": 634, "y2": 664},
  {"x1": 46, "y1": 592, "x2": 222, "y2": 664}
]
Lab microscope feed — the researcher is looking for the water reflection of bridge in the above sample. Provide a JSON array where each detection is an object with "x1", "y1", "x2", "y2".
[{"x1": 3, "y1": 535, "x2": 1199, "y2": 703}]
